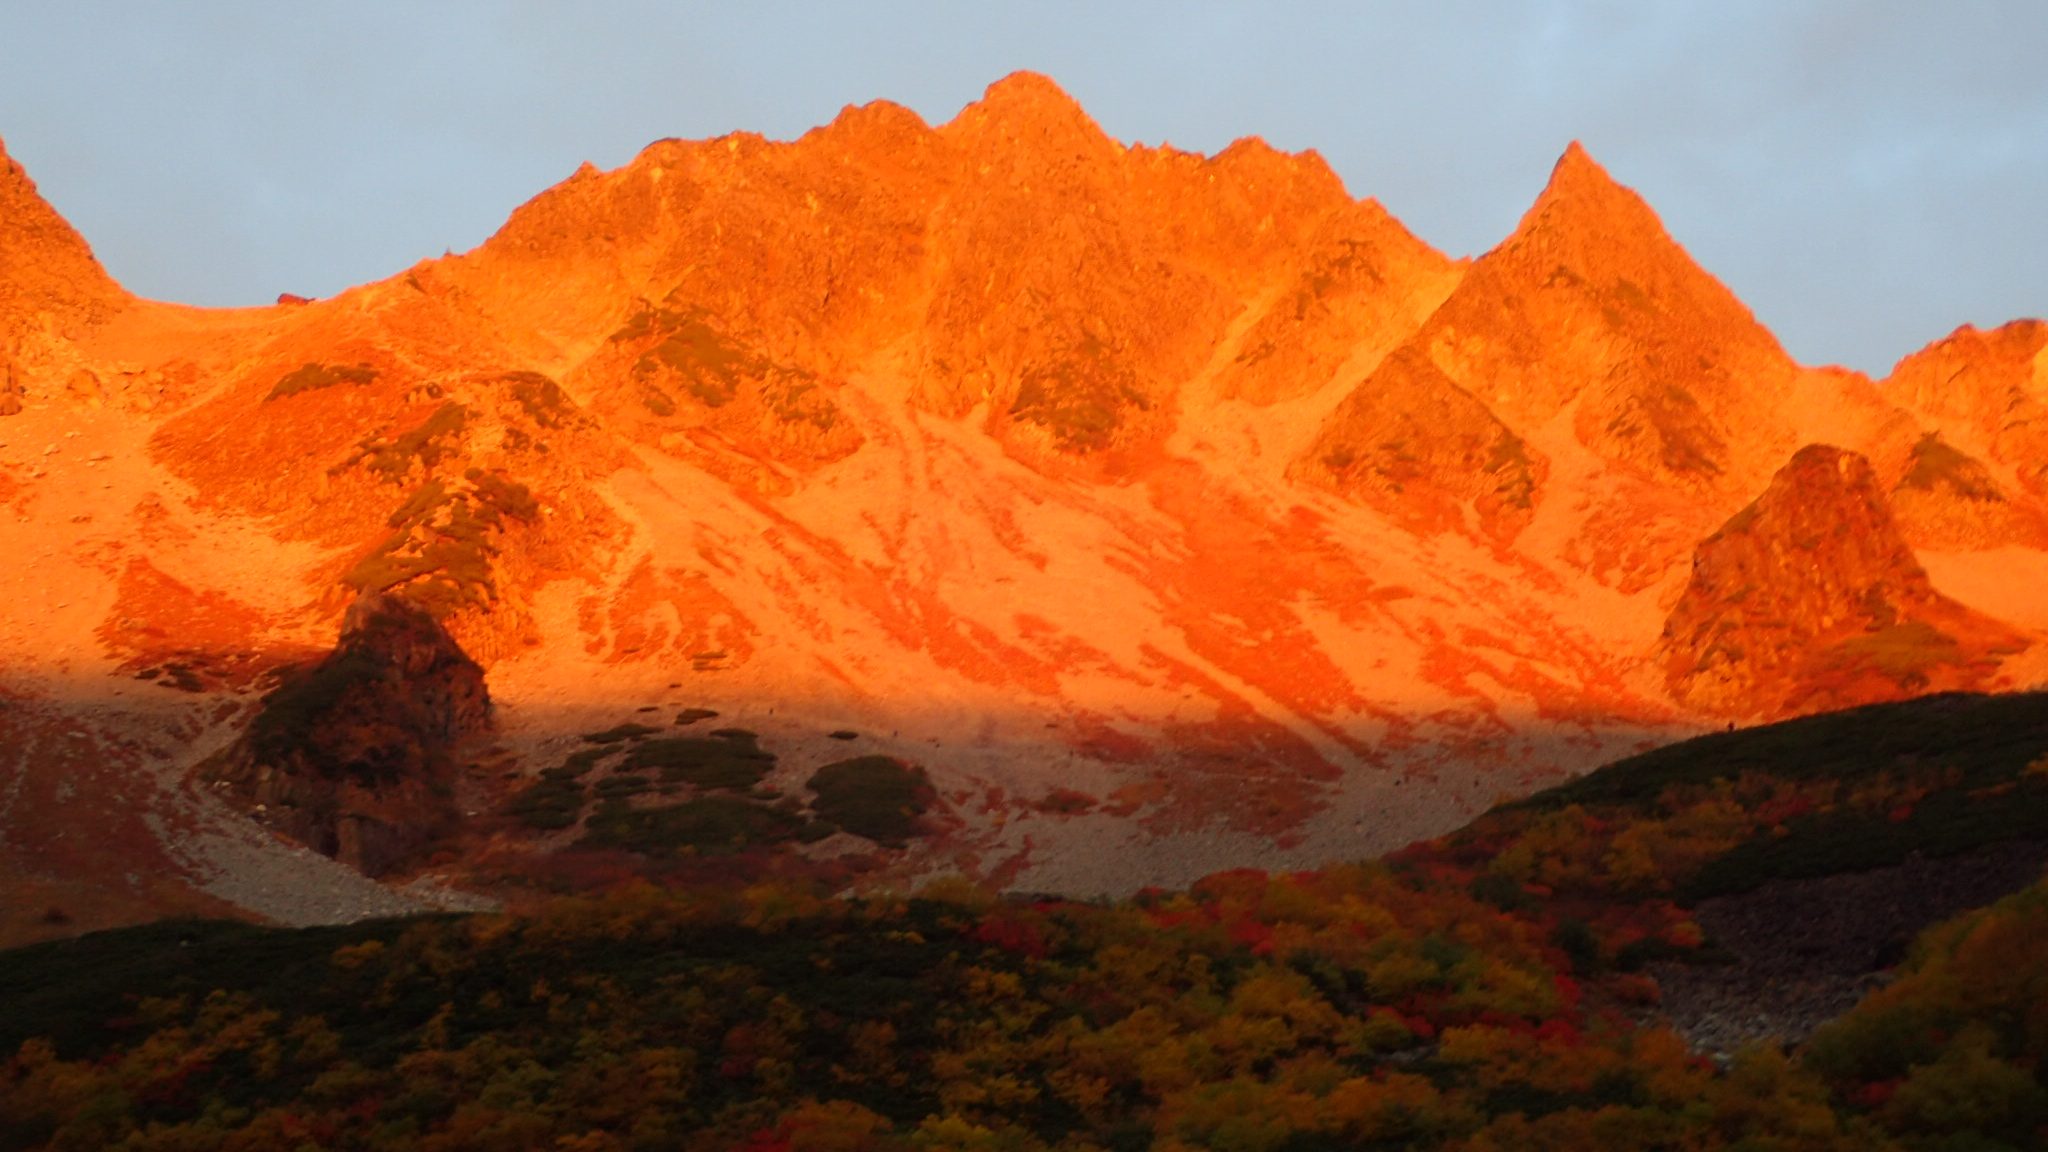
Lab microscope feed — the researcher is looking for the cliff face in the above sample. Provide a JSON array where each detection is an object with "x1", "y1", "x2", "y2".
[
  {"x1": 1660, "y1": 445, "x2": 2020, "y2": 719},
  {"x1": 213, "y1": 596, "x2": 491, "y2": 877}
]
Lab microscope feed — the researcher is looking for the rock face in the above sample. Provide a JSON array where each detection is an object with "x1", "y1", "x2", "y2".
[
  {"x1": 216, "y1": 595, "x2": 491, "y2": 876},
  {"x1": 1290, "y1": 344, "x2": 1544, "y2": 541},
  {"x1": 1660, "y1": 445, "x2": 2018, "y2": 718}
]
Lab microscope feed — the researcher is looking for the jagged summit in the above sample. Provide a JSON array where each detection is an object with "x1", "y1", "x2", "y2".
[
  {"x1": 1511, "y1": 139, "x2": 1660, "y2": 246},
  {"x1": 1535, "y1": 140, "x2": 1625, "y2": 202}
]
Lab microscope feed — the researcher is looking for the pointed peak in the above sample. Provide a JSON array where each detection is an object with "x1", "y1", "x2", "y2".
[{"x1": 1533, "y1": 139, "x2": 1637, "y2": 212}]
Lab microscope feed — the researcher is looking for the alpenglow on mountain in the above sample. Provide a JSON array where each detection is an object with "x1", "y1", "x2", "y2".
[{"x1": 1, "y1": 72, "x2": 2044, "y2": 939}]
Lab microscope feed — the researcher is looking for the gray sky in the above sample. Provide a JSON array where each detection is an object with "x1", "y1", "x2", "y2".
[{"x1": 1, "y1": 2, "x2": 2043, "y2": 375}]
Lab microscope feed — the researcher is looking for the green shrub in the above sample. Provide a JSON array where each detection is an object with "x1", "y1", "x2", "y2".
[
  {"x1": 247, "y1": 648, "x2": 385, "y2": 780},
  {"x1": 594, "y1": 776, "x2": 652, "y2": 799},
  {"x1": 1007, "y1": 345, "x2": 1148, "y2": 454},
  {"x1": 551, "y1": 748, "x2": 612, "y2": 778},
  {"x1": 465, "y1": 470, "x2": 540, "y2": 522}
]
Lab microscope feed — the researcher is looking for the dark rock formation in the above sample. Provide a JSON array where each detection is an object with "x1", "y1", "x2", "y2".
[{"x1": 215, "y1": 594, "x2": 491, "y2": 876}]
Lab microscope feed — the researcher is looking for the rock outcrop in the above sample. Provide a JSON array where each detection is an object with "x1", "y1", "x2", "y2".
[
  {"x1": 1660, "y1": 445, "x2": 2019, "y2": 718},
  {"x1": 214, "y1": 595, "x2": 492, "y2": 876}
]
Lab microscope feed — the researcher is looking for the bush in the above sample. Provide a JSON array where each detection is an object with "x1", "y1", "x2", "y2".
[
  {"x1": 582, "y1": 794, "x2": 802, "y2": 855},
  {"x1": 806, "y1": 757, "x2": 934, "y2": 846},
  {"x1": 621, "y1": 736, "x2": 774, "y2": 791},
  {"x1": 583, "y1": 724, "x2": 663, "y2": 745},
  {"x1": 509, "y1": 777, "x2": 585, "y2": 830}
]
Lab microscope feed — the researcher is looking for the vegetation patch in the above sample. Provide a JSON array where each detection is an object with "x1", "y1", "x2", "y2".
[
  {"x1": 619, "y1": 735, "x2": 774, "y2": 791},
  {"x1": 582, "y1": 723, "x2": 663, "y2": 745},
  {"x1": 592, "y1": 775, "x2": 652, "y2": 800},
  {"x1": 265, "y1": 361, "x2": 377, "y2": 402},
  {"x1": 337, "y1": 401, "x2": 471, "y2": 485},
  {"x1": 1525, "y1": 692, "x2": 2048, "y2": 812},
  {"x1": 582, "y1": 793, "x2": 803, "y2": 855},
  {"x1": 344, "y1": 472, "x2": 538, "y2": 615},
  {"x1": 1035, "y1": 787, "x2": 1097, "y2": 815},
  {"x1": 1604, "y1": 384, "x2": 1724, "y2": 478},
  {"x1": 1823, "y1": 620, "x2": 1964, "y2": 686},
  {"x1": 507, "y1": 776, "x2": 585, "y2": 831},
  {"x1": 1683, "y1": 774, "x2": 2048, "y2": 901},
  {"x1": 502, "y1": 371, "x2": 576, "y2": 429},
  {"x1": 1008, "y1": 340, "x2": 1149, "y2": 453},
  {"x1": 806, "y1": 756, "x2": 934, "y2": 845},
  {"x1": 550, "y1": 747, "x2": 612, "y2": 778},
  {"x1": 1898, "y1": 433, "x2": 2004, "y2": 501},
  {"x1": 245, "y1": 647, "x2": 386, "y2": 782},
  {"x1": 633, "y1": 310, "x2": 754, "y2": 409},
  {"x1": 1484, "y1": 431, "x2": 1539, "y2": 510}
]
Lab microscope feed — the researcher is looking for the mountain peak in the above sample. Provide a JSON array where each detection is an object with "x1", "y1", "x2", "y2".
[
  {"x1": 941, "y1": 71, "x2": 1116, "y2": 159},
  {"x1": 975, "y1": 70, "x2": 1086, "y2": 115},
  {"x1": 1523, "y1": 139, "x2": 1656, "y2": 233}
]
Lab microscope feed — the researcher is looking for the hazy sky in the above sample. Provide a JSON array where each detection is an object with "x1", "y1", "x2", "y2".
[{"x1": 2, "y1": 2, "x2": 2043, "y2": 375}]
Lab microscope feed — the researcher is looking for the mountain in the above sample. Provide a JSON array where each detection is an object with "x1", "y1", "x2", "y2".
[{"x1": 0, "y1": 73, "x2": 2044, "y2": 942}]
